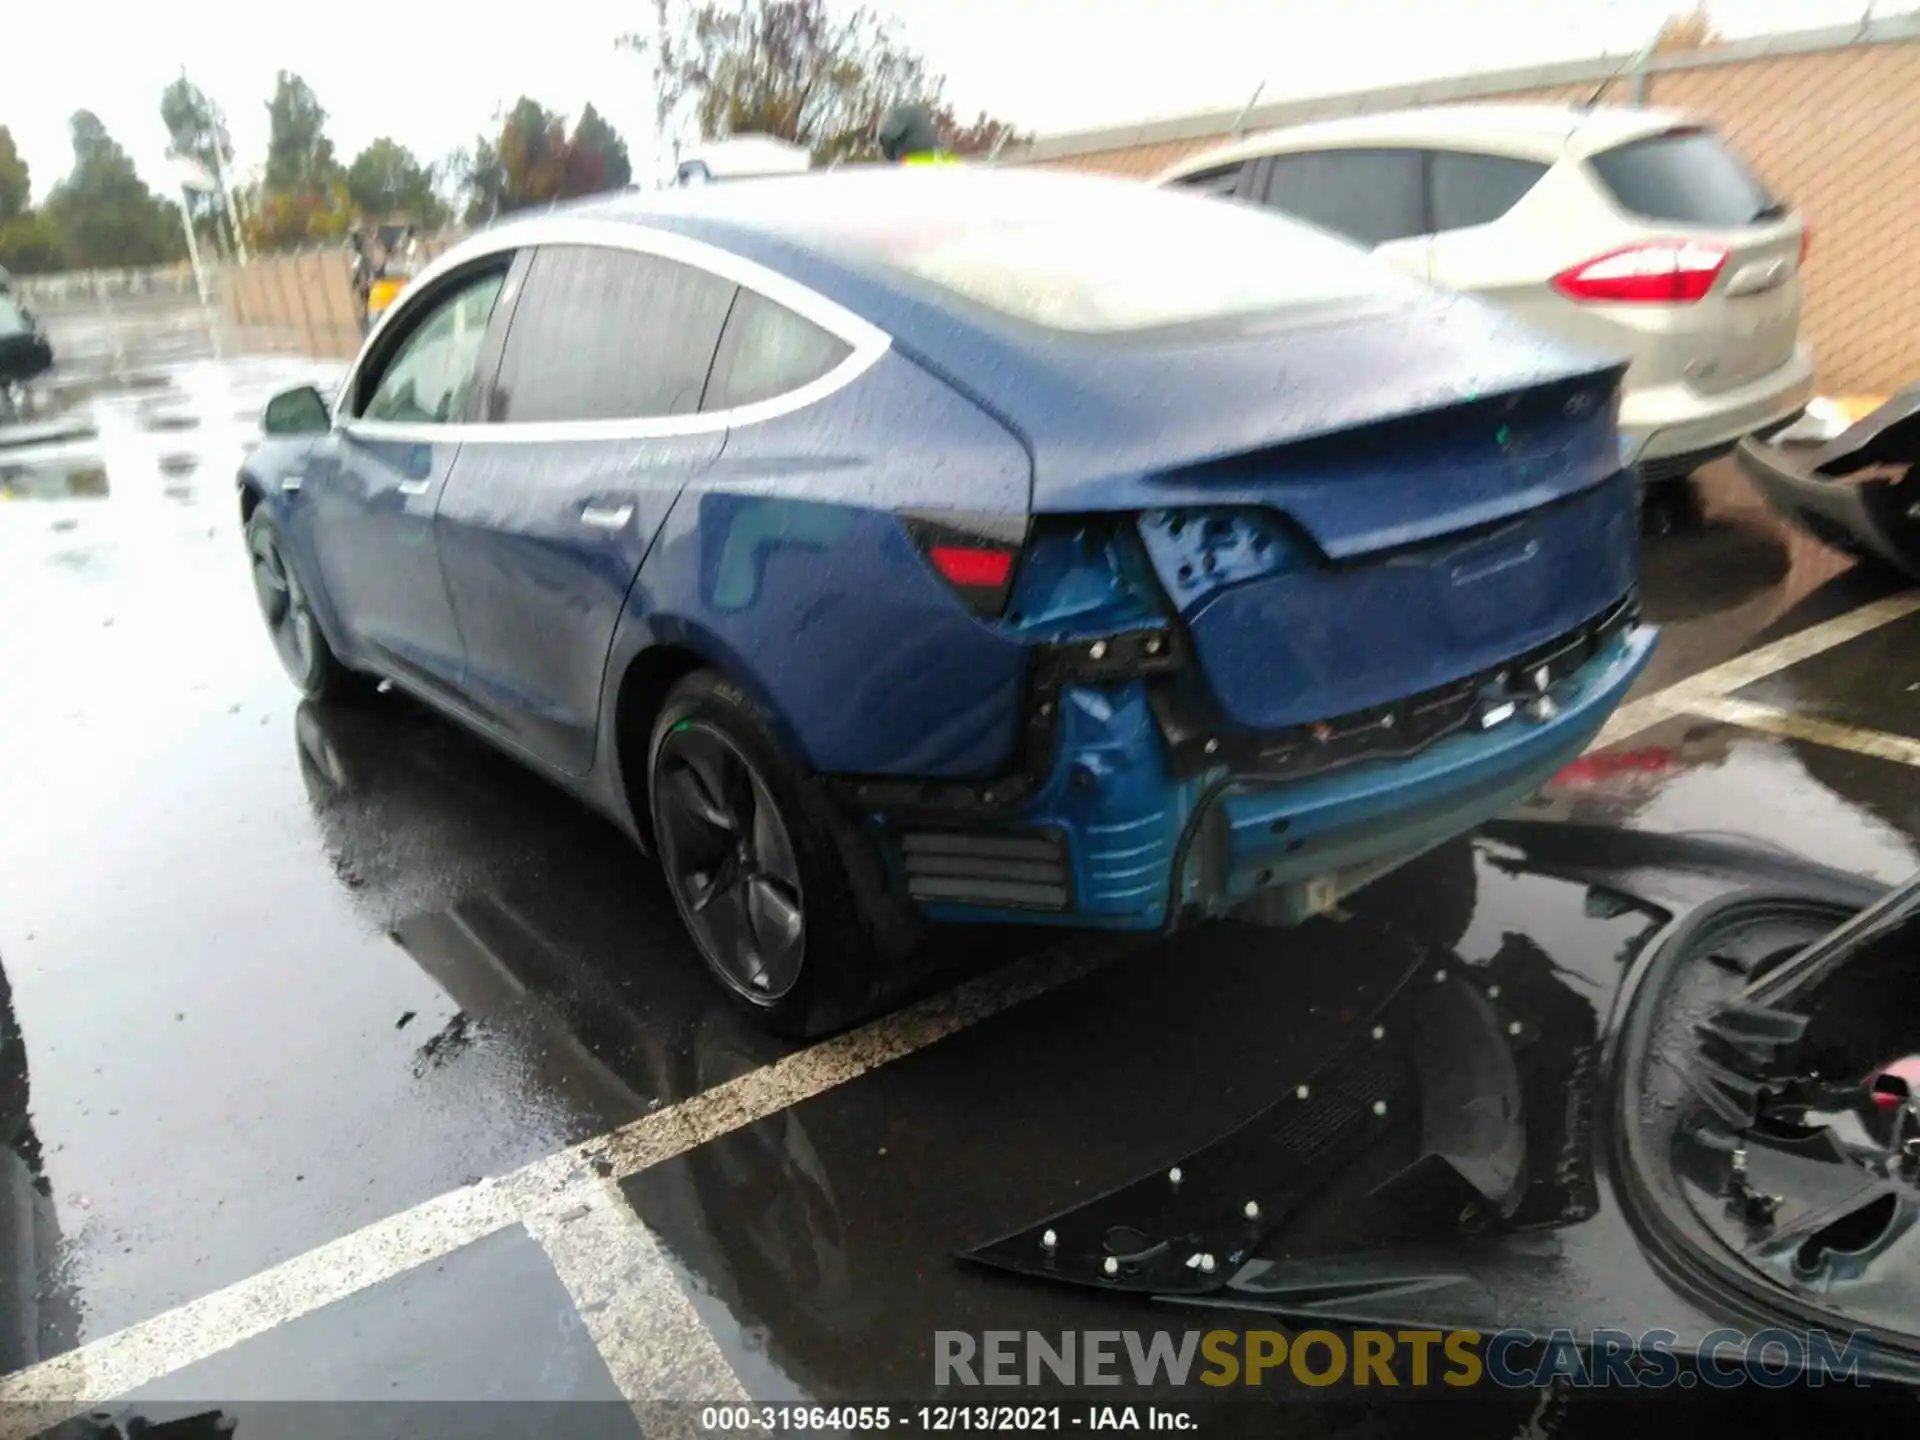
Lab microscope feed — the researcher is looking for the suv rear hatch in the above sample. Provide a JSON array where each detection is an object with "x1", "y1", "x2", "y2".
[{"x1": 1561, "y1": 125, "x2": 1804, "y2": 396}]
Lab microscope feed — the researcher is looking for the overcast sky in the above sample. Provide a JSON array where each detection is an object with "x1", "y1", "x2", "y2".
[{"x1": 6, "y1": 0, "x2": 1897, "y2": 202}]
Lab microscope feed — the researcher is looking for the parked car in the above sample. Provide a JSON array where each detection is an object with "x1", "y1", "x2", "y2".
[
  {"x1": 673, "y1": 135, "x2": 813, "y2": 186},
  {"x1": 1158, "y1": 105, "x2": 1814, "y2": 483},
  {"x1": 0, "y1": 266, "x2": 55, "y2": 398},
  {"x1": 239, "y1": 168, "x2": 1654, "y2": 1034}
]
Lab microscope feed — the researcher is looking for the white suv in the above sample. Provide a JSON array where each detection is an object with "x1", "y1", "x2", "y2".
[{"x1": 1158, "y1": 104, "x2": 1814, "y2": 481}]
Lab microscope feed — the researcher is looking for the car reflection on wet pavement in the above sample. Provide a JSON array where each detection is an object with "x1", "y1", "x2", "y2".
[{"x1": 8, "y1": 306, "x2": 1920, "y2": 1435}]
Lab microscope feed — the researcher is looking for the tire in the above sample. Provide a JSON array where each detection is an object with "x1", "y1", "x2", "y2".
[
  {"x1": 246, "y1": 506, "x2": 373, "y2": 703},
  {"x1": 648, "y1": 670, "x2": 888, "y2": 1038}
]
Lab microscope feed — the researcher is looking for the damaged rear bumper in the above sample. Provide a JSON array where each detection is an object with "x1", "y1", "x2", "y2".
[{"x1": 859, "y1": 596, "x2": 1654, "y2": 930}]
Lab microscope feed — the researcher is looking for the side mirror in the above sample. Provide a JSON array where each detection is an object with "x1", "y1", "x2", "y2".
[{"x1": 262, "y1": 385, "x2": 332, "y2": 437}]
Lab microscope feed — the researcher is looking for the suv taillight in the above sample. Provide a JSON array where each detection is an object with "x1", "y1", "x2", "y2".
[
  {"x1": 900, "y1": 510, "x2": 1025, "y2": 618},
  {"x1": 1551, "y1": 240, "x2": 1729, "y2": 304}
]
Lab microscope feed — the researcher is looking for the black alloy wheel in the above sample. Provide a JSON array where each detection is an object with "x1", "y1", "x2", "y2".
[
  {"x1": 246, "y1": 508, "x2": 367, "y2": 701},
  {"x1": 653, "y1": 719, "x2": 808, "y2": 1003},
  {"x1": 250, "y1": 518, "x2": 322, "y2": 687}
]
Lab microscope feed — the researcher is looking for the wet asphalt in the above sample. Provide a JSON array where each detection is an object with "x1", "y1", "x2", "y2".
[{"x1": 6, "y1": 304, "x2": 1920, "y2": 1435}]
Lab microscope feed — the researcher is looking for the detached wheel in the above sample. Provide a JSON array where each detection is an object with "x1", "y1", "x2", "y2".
[
  {"x1": 649, "y1": 671, "x2": 882, "y2": 1038},
  {"x1": 247, "y1": 507, "x2": 370, "y2": 702}
]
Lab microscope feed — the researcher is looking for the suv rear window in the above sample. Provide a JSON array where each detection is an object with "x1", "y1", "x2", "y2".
[{"x1": 1588, "y1": 129, "x2": 1779, "y2": 227}]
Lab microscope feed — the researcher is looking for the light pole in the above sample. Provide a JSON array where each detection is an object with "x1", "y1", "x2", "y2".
[
  {"x1": 213, "y1": 119, "x2": 250, "y2": 264},
  {"x1": 169, "y1": 155, "x2": 217, "y2": 306}
]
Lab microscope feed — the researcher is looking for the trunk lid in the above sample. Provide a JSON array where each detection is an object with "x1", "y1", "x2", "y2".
[
  {"x1": 1013, "y1": 291, "x2": 1625, "y2": 538},
  {"x1": 1004, "y1": 300, "x2": 1633, "y2": 732}
]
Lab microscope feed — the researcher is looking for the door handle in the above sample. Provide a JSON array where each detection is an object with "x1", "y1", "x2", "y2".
[
  {"x1": 580, "y1": 502, "x2": 635, "y2": 530},
  {"x1": 397, "y1": 479, "x2": 432, "y2": 497}
]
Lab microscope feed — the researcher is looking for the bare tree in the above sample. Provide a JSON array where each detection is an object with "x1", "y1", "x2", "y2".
[
  {"x1": 618, "y1": 0, "x2": 1024, "y2": 166},
  {"x1": 1653, "y1": 3, "x2": 1722, "y2": 53}
]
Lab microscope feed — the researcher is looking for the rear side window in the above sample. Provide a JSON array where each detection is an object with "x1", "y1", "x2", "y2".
[
  {"x1": 1260, "y1": 149, "x2": 1426, "y2": 247},
  {"x1": 490, "y1": 246, "x2": 737, "y2": 424},
  {"x1": 1429, "y1": 150, "x2": 1549, "y2": 233},
  {"x1": 1587, "y1": 129, "x2": 1778, "y2": 226},
  {"x1": 702, "y1": 289, "x2": 852, "y2": 412},
  {"x1": 1171, "y1": 161, "x2": 1251, "y2": 198}
]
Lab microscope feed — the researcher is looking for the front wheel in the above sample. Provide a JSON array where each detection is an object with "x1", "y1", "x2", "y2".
[
  {"x1": 648, "y1": 671, "x2": 886, "y2": 1038},
  {"x1": 247, "y1": 507, "x2": 372, "y2": 702}
]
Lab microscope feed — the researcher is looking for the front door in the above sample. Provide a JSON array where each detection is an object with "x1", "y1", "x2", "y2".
[
  {"x1": 435, "y1": 242, "x2": 740, "y2": 774},
  {"x1": 309, "y1": 266, "x2": 509, "y2": 695}
]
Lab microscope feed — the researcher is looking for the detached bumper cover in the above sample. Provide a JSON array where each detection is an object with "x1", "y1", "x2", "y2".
[
  {"x1": 891, "y1": 607, "x2": 1654, "y2": 929},
  {"x1": 1737, "y1": 386, "x2": 1920, "y2": 577}
]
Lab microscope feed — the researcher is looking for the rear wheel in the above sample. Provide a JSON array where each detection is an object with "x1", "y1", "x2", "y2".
[
  {"x1": 648, "y1": 671, "x2": 885, "y2": 1038},
  {"x1": 247, "y1": 507, "x2": 372, "y2": 702}
]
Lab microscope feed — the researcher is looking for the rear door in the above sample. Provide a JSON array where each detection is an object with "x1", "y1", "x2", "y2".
[
  {"x1": 1577, "y1": 126, "x2": 1804, "y2": 396},
  {"x1": 434, "y1": 241, "x2": 738, "y2": 775},
  {"x1": 1421, "y1": 148, "x2": 1554, "y2": 303},
  {"x1": 1257, "y1": 148, "x2": 1432, "y2": 279}
]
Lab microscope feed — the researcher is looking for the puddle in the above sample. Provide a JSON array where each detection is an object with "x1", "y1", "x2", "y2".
[
  {"x1": 0, "y1": 414, "x2": 98, "y2": 450},
  {"x1": 139, "y1": 411, "x2": 200, "y2": 434},
  {"x1": 112, "y1": 371, "x2": 175, "y2": 394},
  {"x1": 0, "y1": 463, "x2": 110, "y2": 500}
]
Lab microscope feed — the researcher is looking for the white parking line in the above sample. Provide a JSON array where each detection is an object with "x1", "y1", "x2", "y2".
[
  {"x1": 523, "y1": 1176, "x2": 750, "y2": 1406},
  {"x1": 0, "y1": 935, "x2": 1119, "y2": 1427},
  {"x1": 6, "y1": 591, "x2": 1919, "y2": 1428},
  {"x1": 1685, "y1": 694, "x2": 1920, "y2": 769},
  {"x1": 1591, "y1": 591, "x2": 1920, "y2": 749}
]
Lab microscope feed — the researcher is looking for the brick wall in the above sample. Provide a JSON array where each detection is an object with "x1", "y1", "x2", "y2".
[{"x1": 1022, "y1": 37, "x2": 1920, "y2": 396}]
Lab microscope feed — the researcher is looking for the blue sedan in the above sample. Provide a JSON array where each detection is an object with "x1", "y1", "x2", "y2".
[{"x1": 240, "y1": 167, "x2": 1654, "y2": 1035}]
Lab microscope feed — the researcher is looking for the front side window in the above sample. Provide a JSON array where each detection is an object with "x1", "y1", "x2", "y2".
[
  {"x1": 490, "y1": 245, "x2": 738, "y2": 424},
  {"x1": 702, "y1": 289, "x2": 853, "y2": 412},
  {"x1": 1261, "y1": 149, "x2": 1427, "y2": 247},
  {"x1": 360, "y1": 270, "x2": 506, "y2": 424}
]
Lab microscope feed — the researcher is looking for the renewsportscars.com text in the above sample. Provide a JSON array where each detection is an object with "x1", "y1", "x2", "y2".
[{"x1": 934, "y1": 1328, "x2": 1875, "y2": 1389}]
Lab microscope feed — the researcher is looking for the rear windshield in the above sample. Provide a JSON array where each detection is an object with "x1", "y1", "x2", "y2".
[
  {"x1": 1588, "y1": 129, "x2": 1781, "y2": 227},
  {"x1": 766, "y1": 172, "x2": 1415, "y2": 334}
]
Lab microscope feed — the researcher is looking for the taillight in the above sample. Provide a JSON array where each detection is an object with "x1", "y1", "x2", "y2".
[
  {"x1": 927, "y1": 545, "x2": 1013, "y2": 589},
  {"x1": 1551, "y1": 240, "x2": 1728, "y2": 304},
  {"x1": 901, "y1": 510, "x2": 1024, "y2": 618},
  {"x1": 1800, "y1": 226, "x2": 1811, "y2": 266}
]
